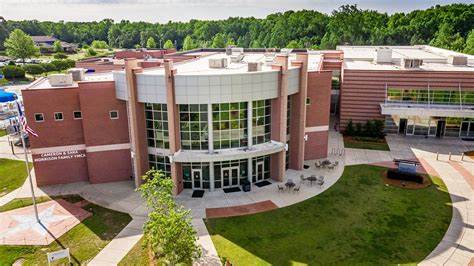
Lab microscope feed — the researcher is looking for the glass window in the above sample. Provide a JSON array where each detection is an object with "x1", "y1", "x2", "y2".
[
  {"x1": 34, "y1": 113, "x2": 44, "y2": 122},
  {"x1": 73, "y1": 111, "x2": 82, "y2": 120},
  {"x1": 148, "y1": 154, "x2": 171, "y2": 178},
  {"x1": 387, "y1": 89, "x2": 474, "y2": 106},
  {"x1": 109, "y1": 110, "x2": 119, "y2": 119},
  {"x1": 213, "y1": 102, "x2": 248, "y2": 149},
  {"x1": 179, "y1": 104, "x2": 209, "y2": 150},
  {"x1": 252, "y1": 100, "x2": 271, "y2": 145},
  {"x1": 54, "y1": 112, "x2": 63, "y2": 121},
  {"x1": 145, "y1": 103, "x2": 170, "y2": 149}
]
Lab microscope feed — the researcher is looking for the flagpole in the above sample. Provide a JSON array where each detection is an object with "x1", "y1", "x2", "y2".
[{"x1": 15, "y1": 99, "x2": 39, "y2": 222}]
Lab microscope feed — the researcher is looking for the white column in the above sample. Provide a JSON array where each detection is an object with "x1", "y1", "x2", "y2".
[
  {"x1": 247, "y1": 158, "x2": 253, "y2": 186},
  {"x1": 209, "y1": 161, "x2": 215, "y2": 192},
  {"x1": 247, "y1": 101, "x2": 253, "y2": 149},
  {"x1": 207, "y1": 103, "x2": 214, "y2": 153}
]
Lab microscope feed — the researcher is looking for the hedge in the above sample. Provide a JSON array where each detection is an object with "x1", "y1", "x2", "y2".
[{"x1": 2, "y1": 66, "x2": 25, "y2": 79}]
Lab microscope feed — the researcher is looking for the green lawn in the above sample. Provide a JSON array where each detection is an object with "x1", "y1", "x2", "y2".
[
  {"x1": 0, "y1": 159, "x2": 33, "y2": 197},
  {"x1": 0, "y1": 195, "x2": 132, "y2": 265},
  {"x1": 205, "y1": 165, "x2": 452, "y2": 265},
  {"x1": 343, "y1": 136, "x2": 391, "y2": 151},
  {"x1": 118, "y1": 237, "x2": 150, "y2": 266}
]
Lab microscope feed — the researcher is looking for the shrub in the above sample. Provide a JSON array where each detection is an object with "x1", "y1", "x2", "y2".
[
  {"x1": 2, "y1": 65, "x2": 25, "y2": 79},
  {"x1": 363, "y1": 120, "x2": 374, "y2": 138},
  {"x1": 355, "y1": 122, "x2": 363, "y2": 136},
  {"x1": 22, "y1": 64, "x2": 45, "y2": 75},
  {"x1": 344, "y1": 119, "x2": 355, "y2": 136},
  {"x1": 39, "y1": 63, "x2": 57, "y2": 73},
  {"x1": 86, "y1": 47, "x2": 97, "y2": 56},
  {"x1": 7, "y1": 61, "x2": 15, "y2": 66},
  {"x1": 51, "y1": 60, "x2": 69, "y2": 71},
  {"x1": 91, "y1": 40, "x2": 109, "y2": 49},
  {"x1": 64, "y1": 59, "x2": 76, "y2": 68},
  {"x1": 53, "y1": 52, "x2": 68, "y2": 59},
  {"x1": 387, "y1": 169, "x2": 423, "y2": 184}
]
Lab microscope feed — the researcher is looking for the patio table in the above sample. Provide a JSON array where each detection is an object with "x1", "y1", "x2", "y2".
[
  {"x1": 285, "y1": 181, "x2": 296, "y2": 190},
  {"x1": 306, "y1": 176, "x2": 318, "y2": 185}
]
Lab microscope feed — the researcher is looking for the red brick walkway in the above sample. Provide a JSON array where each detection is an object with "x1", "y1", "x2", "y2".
[
  {"x1": 369, "y1": 159, "x2": 429, "y2": 174},
  {"x1": 448, "y1": 161, "x2": 474, "y2": 190},
  {"x1": 206, "y1": 200, "x2": 278, "y2": 218}
]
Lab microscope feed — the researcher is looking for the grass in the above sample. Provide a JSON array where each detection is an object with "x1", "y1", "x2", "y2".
[
  {"x1": 118, "y1": 237, "x2": 150, "y2": 266},
  {"x1": 205, "y1": 165, "x2": 452, "y2": 265},
  {"x1": 0, "y1": 129, "x2": 7, "y2": 137},
  {"x1": 343, "y1": 136, "x2": 391, "y2": 151},
  {"x1": 0, "y1": 159, "x2": 33, "y2": 197},
  {"x1": 0, "y1": 195, "x2": 132, "y2": 265}
]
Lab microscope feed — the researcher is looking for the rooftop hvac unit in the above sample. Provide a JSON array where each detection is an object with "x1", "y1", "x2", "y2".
[
  {"x1": 48, "y1": 74, "x2": 74, "y2": 87},
  {"x1": 401, "y1": 58, "x2": 423, "y2": 69},
  {"x1": 230, "y1": 53, "x2": 244, "y2": 63},
  {"x1": 231, "y1": 47, "x2": 244, "y2": 54},
  {"x1": 67, "y1": 68, "x2": 86, "y2": 81},
  {"x1": 247, "y1": 62, "x2": 263, "y2": 72},
  {"x1": 447, "y1": 55, "x2": 468, "y2": 66},
  {"x1": 374, "y1": 47, "x2": 392, "y2": 64},
  {"x1": 209, "y1": 58, "x2": 228, "y2": 68},
  {"x1": 280, "y1": 48, "x2": 292, "y2": 56}
]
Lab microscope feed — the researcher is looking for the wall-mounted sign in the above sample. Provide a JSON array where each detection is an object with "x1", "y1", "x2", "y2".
[
  {"x1": 34, "y1": 150, "x2": 86, "y2": 163},
  {"x1": 398, "y1": 162, "x2": 417, "y2": 174}
]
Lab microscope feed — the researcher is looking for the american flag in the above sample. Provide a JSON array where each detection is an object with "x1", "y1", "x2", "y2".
[{"x1": 16, "y1": 102, "x2": 38, "y2": 137}]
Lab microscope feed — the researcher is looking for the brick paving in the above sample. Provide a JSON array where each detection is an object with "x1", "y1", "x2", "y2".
[{"x1": 206, "y1": 200, "x2": 278, "y2": 218}]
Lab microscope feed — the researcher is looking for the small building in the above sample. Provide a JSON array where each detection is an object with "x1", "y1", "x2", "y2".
[{"x1": 31, "y1": 36, "x2": 78, "y2": 53}]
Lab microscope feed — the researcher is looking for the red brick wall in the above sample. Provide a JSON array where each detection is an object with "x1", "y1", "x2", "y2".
[
  {"x1": 304, "y1": 131, "x2": 329, "y2": 160},
  {"x1": 78, "y1": 81, "x2": 130, "y2": 146},
  {"x1": 306, "y1": 71, "x2": 332, "y2": 127},
  {"x1": 32, "y1": 151, "x2": 89, "y2": 186},
  {"x1": 86, "y1": 149, "x2": 132, "y2": 183},
  {"x1": 23, "y1": 88, "x2": 85, "y2": 148}
]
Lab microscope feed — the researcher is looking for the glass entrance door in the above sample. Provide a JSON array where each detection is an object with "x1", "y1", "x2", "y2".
[
  {"x1": 461, "y1": 121, "x2": 474, "y2": 138},
  {"x1": 222, "y1": 167, "x2": 239, "y2": 188},
  {"x1": 256, "y1": 162, "x2": 264, "y2": 182},
  {"x1": 192, "y1": 169, "x2": 202, "y2": 190}
]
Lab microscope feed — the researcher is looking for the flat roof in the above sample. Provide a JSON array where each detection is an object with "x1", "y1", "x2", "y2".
[
  {"x1": 139, "y1": 51, "x2": 305, "y2": 76},
  {"x1": 25, "y1": 72, "x2": 114, "y2": 90},
  {"x1": 338, "y1": 45, "x2": 474, "y2": 72}
]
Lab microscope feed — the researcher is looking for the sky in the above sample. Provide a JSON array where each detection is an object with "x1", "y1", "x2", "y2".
[{"x1": 1, "y1": 0, "x2": 471, "y2": 23}]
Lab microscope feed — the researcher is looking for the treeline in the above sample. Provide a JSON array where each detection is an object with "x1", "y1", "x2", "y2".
[{"x1": 1, "y1": 4, "x2": 473, "y2": 54}]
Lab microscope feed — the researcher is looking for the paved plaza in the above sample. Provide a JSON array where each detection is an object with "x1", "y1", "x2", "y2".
[{"x1": 0, "y1": 199, "x2": 91, "y2": 245}]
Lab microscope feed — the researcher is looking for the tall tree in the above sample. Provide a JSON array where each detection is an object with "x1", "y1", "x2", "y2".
[
  {"x1": 182, "y1": 35, "x2": 195, "y2": 51},
  {"x1": 464, "y1": 30, "x2": 474, "y2": 55},
  {"x1": 53, "y1": 40, "x2": 63, "y2": 53},
  {"x1": 163, "y1": 39, "x2": 174, "y2": 49},
  {"x1": 211, "y1": 33, "x2": 226, "y2": 48},
  {"x1": 146, "y1": 37, "x2": 156, "y2": 49},
  {"x1": 138, "y1": 170, "x2": 201, "y2": 264},
  {"x1": 4, "y1": 29, "x2": 40, "y2": 64}
]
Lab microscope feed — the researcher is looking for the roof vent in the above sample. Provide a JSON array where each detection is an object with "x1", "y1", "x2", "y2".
[
  {"x1": 48, "y1": 74, "x2": 74, "y2": 87},
  {"x1": 374, "y1": 47, "x2": 392, "y2": 64},
  {"x1": 447, "y1": 55, "x2": 467, "y2": 66},
  {"x1": 280, "y1": 48, "x2": 292, "y2": 56},
  {"x1": 67, "y1": 68, "x2": 86, "y2": 81},
  {"x1": 209, "y1": 58, "x2": 228, "y2": 68},
  {"x1": 229, "y1": 47, "x2": 244, "y2": 63},
  {"x1": 401, "y1": 58, "x2": 423, "y2": 69},
  {"x1": 248, "y1": 62, "x2": 263, "y2": 72}
]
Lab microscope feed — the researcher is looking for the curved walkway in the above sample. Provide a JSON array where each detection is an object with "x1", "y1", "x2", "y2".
[{"x1": 385, "y1": 136, "x2": 474, "y2": 266}]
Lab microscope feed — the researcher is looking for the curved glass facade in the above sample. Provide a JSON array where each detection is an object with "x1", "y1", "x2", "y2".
[
  {"x1": 145, "y1": 103, "x2": 169, "y2": 149},
  {"x1": 252, "y1": 100, "x2": 271, "y2": 145},
  {"x1": 212, "y1": 102, "x2": 248, "y2": 149},
  {"x1": 179, "y1": 104, "x2": 209, "y2": 150}
]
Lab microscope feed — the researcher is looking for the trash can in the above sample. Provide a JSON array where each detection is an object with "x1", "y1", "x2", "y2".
[{"x1": 242, "y1": 180, "x2": 251, "y2": 192}]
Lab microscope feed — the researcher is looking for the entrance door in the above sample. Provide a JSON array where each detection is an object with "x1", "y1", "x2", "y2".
[
  {"x1": 428, "y1": 119, "x2": 437, "y2": 137},
  {"x1": 222, "y1": 167, "x2": 240, "y2": 188},
  {"x1": 192, "y1": 169, "x2": 202, "y2": 190},
  {"x1": 436, "y1": 120, "x2": 446, "y2": 138},
  {"x1": 461, "y1": 122, "x2": 469, "y2": 137},
  {"x1": 399, "y1": 118, "x2": 407, "y2": 134},
  {"x1": 469, "y1": 122, "x2": 474, "y2": 137},
  {"x1": 256, "y1": 162, "x2": 264, "y2": 182}
]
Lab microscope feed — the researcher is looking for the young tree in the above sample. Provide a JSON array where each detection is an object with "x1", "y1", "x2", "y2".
[
  {"x1": 91, "y1": 40, "x2": 109, "y2": 49},
  {"x1": 4, "y1": 29, "x2": 40, "y2": 64},
  {"x1": 286, "y1": 40, "x2": 300, "y2": 48},
  {"x1": 23, "y1": 64, "x2": 46, "y2": 77},
  {"x1": 163, "y1": 39, "x2": 174, "y2": 49},
  {"x1": 137, "y1": 170, "x2": 201, "y2": 264},
  {"x1": 211, "y1": 33, "x2": 226, "y2": 48},
  {"x1": 464, "y1": 30, "x2": 474, "y2": 55},
  {"x1": 146, "y1": 37, "x2": 157, "y2": 49},
  {"x1": 343, "y1": 119, "x2": 355, "y2": 136},
  {"x1": 53, "y1": 40, "x2": 64, "y2": 53},
  {"x1": 182, "y1": 35, "x2": 195, "y2": 51}
]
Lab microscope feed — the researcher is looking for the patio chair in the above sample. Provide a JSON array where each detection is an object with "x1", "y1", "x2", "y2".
[
  {"x1": 317, "y1": 180, "x2": 325, "y2": 188},
  {"x1": 277, "y1": 185, "x2": 284, "y2": 192},
  {"x1": 315, "y1": 161, "x2": 321, "y2": 169},
  {"x1": 293, "y1": 186, "x2": 301, "y2": 192},
  {"x1": 300, "y1": 174, "x2": 306, "y2": 184},
  {"x1": 333, "y1": 161, "x2": 339, "y2": 167}
]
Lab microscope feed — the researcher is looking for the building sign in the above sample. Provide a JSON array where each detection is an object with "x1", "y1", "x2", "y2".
[
  {"x1": 47, "y1": 248, "x2": 70, "y2": 265},
  {"x1": 34, "y1": 150, "x2": 86, "y2": 163},
  {"x1": 398, "y1": 162, "x2": 417, "y2": 174}
]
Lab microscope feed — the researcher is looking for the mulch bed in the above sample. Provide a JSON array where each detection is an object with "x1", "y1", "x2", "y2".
[{"x1": 382, "y1": 170, "x2": 432, "y2": 189}]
